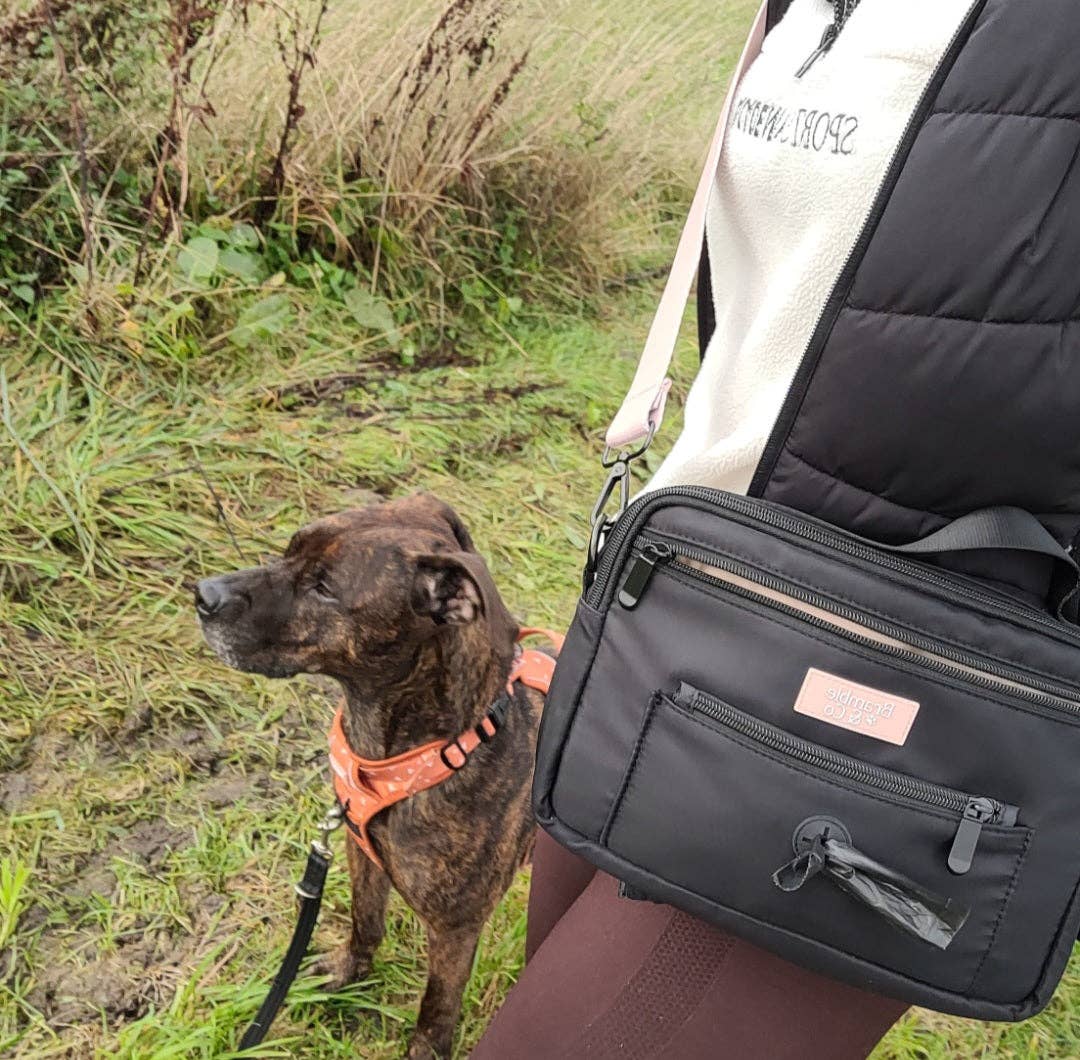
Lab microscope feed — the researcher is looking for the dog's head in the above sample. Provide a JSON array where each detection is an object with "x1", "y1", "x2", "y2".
[{"x1": 194, "y1": 493, "x2": 517, "y2": 683}]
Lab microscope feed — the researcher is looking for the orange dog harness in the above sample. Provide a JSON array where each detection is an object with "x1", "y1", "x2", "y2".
[{"x1": 328, "y1": 627, "x2": 564, "y2": 869}]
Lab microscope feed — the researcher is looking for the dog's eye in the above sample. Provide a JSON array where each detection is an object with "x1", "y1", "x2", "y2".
[{"x1": 312, "y1": 574, "x2": 337, "y2": 602}]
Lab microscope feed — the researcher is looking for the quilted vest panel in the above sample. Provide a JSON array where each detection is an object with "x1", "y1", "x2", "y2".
[{"x1": 743, "y1": 0, "x2": 1080, "y2": 562}]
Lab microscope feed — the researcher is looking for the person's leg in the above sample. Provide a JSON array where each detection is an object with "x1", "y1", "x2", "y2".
[
  {"x1": 525, "y1": 829, "x2": 598, "y2": 962},
  {"x1": 474, "y1": 870, "x2": 906, "y2": 1060}
]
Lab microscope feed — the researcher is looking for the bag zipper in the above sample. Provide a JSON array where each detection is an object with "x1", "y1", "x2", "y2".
[
  {"x1": 589, "y1": 486, "x2": 1080, "y2": 647},
  {"x1": 749, "y1": 0, "x2": 989, "y2": 497},
  {"x1": 674, "y1": 683, "x2": 1018, "y2": 875},
  {"x1": 624, "y1": 539, "x2": 1080, "y2": 716}
]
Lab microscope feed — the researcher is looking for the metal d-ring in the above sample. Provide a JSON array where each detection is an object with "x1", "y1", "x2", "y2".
[{"x1": 600, "y1": 421, "x2": 657, "y2": 469}]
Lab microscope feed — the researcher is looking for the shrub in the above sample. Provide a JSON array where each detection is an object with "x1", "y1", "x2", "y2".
[{"x1": 0, "y1": 0, "x2": 753, "y2": 355}]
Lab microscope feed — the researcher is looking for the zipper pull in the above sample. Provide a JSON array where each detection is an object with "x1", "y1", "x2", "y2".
[
  {"x1": 947, "y1": 797, "x2": 998, "y2": 875},
  {"x1": 618, "y1": 543, "x2": 674, "y2": 609},
  {"x1": 796, "y1": 23, "x2": 838, "y2": 78}
]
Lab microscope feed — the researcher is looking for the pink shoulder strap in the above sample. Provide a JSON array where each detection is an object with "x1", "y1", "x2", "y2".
[{"x1": 605, "y1": 2, "x2": 769, "y2": 451}]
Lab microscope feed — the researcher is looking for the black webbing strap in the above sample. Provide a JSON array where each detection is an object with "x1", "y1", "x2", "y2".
[
  {"x1": 884, "y1": 506, "x2": 1076, "y2": 569},
  {"x1": 238, "y1": 844, "x2": 330, "y2": 1051},
  {"x1": 878, "y1": 506, "x2": 1079, "y2": 620},
  {"x1": 487, "y1": 690, "x2": 513, "y2": 730}
]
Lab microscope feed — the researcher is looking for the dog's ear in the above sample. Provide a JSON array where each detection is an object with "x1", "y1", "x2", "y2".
[
  {"x1": 398, "y1": 492, "x2": 476, "y2": 552},
  {"x1": 412, "y1": 554, "x2": 482, "y2": 624},
  {"x1": 432, "y1": 499, "x2": 475, "y2": 553},
  {"x1": 410, "y1": 552, "x2": 517, "y2": 642}
]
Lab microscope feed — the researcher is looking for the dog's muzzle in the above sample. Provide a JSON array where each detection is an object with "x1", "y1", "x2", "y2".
[{"x1": 195, "y1": 575, "x2": 246, "y2": 621}]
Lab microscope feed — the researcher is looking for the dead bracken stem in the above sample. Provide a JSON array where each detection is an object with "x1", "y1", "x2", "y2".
[
  {"x1": 136, "y1": 0, "x2": 252, "y2": 283},
  {"x1": 256, "y1": 0, "x2": 331, "y2": 224},
  {"x1": 367, "y1": 0, "x2": 527, "y2": 290},
  {"x1": 40, "y1": 0, "x2": 95, "y2": 282}
]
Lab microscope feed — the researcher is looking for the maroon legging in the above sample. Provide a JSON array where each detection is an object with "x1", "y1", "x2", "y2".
[{"x1": 472, "y1": 831, "x2": 907, "y2": 1058}]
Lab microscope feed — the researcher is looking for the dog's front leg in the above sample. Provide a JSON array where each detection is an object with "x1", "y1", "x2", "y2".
[
  {"x1": 407, "y1": 921, "x2": 483, "y2": 1060},
  {"x1": 313, "y1": 839, "x2": 391, "y2": 989}
]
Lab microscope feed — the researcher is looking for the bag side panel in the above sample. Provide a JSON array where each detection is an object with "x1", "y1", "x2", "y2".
[{"x1": 532, "y1": 598, "x2": 604, "y2": 821}]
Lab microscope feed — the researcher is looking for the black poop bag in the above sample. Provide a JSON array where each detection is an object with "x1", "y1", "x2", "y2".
[{"x1": 772, "y1": 823, "x2": 969, "y2": 950}]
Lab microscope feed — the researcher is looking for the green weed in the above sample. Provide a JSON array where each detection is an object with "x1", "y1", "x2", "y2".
[
  {"x1": 0, "y1": 855, "x2": 32, "y2": 953},
  {"x1": 0, "y1": 270, "x2": 700, "y2": 1055}
]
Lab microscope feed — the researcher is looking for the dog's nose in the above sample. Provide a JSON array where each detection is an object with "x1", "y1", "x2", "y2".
[{"x1": 195, "y1": 577, "x2": 228, "y2": 618}]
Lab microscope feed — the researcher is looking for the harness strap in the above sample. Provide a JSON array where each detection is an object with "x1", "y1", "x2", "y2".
[{"x1": 331, "y1": 627, "x2": 564, "y2": 869}]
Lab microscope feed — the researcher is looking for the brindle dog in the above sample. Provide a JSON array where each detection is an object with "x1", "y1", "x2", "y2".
[{"x1": 194, "y1": 493, "x2": 541, "y2": 1058}]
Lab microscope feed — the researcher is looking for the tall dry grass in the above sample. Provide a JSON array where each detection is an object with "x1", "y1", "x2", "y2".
[
  {"x1": 195, "y1": 0, "x2": 752, "y2": 284},
  {"x1": 0, "y1": 0, "x2": 757, "y2": 353}
]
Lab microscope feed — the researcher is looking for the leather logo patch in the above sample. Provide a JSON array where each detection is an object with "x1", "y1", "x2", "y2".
[{"x1": 794, "y1": 668, "x2": 919, "y2": 746}]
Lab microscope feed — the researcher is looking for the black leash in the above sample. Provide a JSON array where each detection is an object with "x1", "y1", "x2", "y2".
[{"x1": 238, "y1": 805, "x2": 343, "y2": 1051}]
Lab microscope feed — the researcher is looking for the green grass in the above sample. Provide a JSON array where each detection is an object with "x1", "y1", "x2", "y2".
[
  {"x1": 5, "y1": 288, "x2": 1080, "y2": 1058},
  {"x1": 6, "y1": 275, "x2": 1080, "y2": 1058},
  {"x1": 4, "y1": 0, "x2": 1080, "y2": 1054},
  {"x1": 0, "y1": 283, "x2": 696, "y2": 1057}
]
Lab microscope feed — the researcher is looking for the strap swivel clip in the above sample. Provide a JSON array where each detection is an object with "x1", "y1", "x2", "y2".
[
  {"x1": 585, "y1": 423, "x2": 656, "y2": 588},
  {"x1": 308, "y1": 803, "x2": 344, "y2": 865}
]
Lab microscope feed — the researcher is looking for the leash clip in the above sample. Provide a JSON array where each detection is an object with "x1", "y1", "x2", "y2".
[
  {"x1": 589, "y1": 459, "x2": 630, "y2": 531},
  {"x1": 309, "y1": 803, "x2": 344, "y2": 864}
]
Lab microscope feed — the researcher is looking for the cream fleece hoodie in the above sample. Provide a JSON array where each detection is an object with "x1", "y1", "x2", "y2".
[{"x1": 647, "y1": 0, "x2": 974, "y2": 495}]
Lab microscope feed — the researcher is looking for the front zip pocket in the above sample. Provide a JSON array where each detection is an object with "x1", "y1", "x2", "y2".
[
  {"x1": 589, "y1": 486, "x2": 1080, "y2": 642},
  {"x1": 602, "y1": 686, "x2": 1032, "y2": 994},
  {"x1": 677, "y1": 683, "x2": 1018, "y2": 876},
  {"x1": 619, "y1": 538, "x2": 1080, "y2": 718}
]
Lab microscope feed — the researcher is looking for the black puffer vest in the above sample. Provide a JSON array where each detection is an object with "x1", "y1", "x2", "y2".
[{"x1": 696, "y1": 0, "x2": 1080, "y2": 608}]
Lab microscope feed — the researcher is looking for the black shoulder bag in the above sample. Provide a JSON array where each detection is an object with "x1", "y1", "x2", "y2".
[{"x1": 533, "y1": 1, "x2": 1080, "y2": 1022}]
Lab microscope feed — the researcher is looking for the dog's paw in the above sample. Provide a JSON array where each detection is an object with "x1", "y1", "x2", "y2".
[
  {"x1": 309, "y1": 945, "x2": 370, "y2": 991},
  {"x1": 405, "y1": 1033, "x2": 446, "y2": 1060}
]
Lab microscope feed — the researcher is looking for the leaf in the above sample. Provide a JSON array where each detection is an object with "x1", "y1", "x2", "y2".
[
  {"x1": 11, "y1": 284, "x2": 34, "y2": 305},
  {"x1": 218, "y1": 248, "x2": 264, "y2": 284},
  {"x1": 344, "y1": 288, "x2": 400, "y2": 348},
  {"x1": 564, "y1": 525, "x2": 587, "y2": 550},
  {"x1": 228, "y1": 223, "x2": 260, "y2": 249},
  {"x1": 176, "y1": 236, "x2": 219, "y2": 282},
  {"x1": 228, "y1": 294, "x2": 292, "y2": 348},
  {"x1": 194, "y1": 224, "x2": 230, "y2": 244},
  {"x1": 160, "y1": 299, "x2": 195, "y2": 330}
]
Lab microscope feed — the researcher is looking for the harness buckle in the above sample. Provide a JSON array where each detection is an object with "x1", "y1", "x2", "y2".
[{"x1": 440, "y1": 738, "x2": 468, "y2": 771}]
